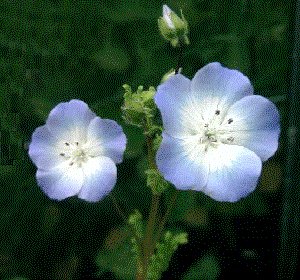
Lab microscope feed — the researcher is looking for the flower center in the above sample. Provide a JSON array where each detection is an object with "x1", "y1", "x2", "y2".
[
  {"x1": 59, "y1": 141, "x2": 92, "y2": 168},
  {"x1": 199, "y1": 124, "x2": 218, "y2": 151},
  {"x1": 196, "y1": 111, "x2": 235, "y2": 152}
]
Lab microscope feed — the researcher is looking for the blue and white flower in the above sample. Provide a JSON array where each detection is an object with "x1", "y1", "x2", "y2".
[
  {"x1": 29, "y1": 99, "x2": 126, "y2": 202},
  {"x1": 154, "y1": 62, "x2": 280, "y2": 202}
]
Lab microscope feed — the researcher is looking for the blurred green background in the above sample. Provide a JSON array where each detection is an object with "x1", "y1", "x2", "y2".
[{"x1": 0, "y1": 0, "x2": 292, "y2": 279}]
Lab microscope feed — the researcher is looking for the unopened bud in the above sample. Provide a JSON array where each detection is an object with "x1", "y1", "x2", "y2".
[{"x1": 158, "y1": 5, "x2": 190, "y2": 47}]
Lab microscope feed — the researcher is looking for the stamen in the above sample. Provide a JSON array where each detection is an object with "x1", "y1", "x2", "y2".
[
  {"x1": 64, "y1": 142, "x2": 70, "y2": 146},
  {"x1": 215, "y1": 110, "x2": 220, "y2": 115},
  {"x1": 228, "y1": 118, "x2": 233, "y2": 124},
  {"x1": 59, "y1": 153, "x2": 65, "y2": 156},
  {"x1": 227, "y1": 136, "x2": 234, "y2": 142},
  {"x1": 209, "y1": 136, "x2": 217, "y2": 142}
]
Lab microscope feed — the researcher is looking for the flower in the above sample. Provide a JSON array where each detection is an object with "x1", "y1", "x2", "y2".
[
  {"x1": 154, "y1": 62, "x2": 280, "y2": 202},
  {"x1": 28, "y1": 99, "x2": 126, "y2": 202}
]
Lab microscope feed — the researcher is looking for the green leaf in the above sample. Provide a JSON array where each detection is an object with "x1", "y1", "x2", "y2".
[
  {"x1": 128, "y1": 209, "x2": 143, "y2": 239},
  {"x1": 122, "y1": 125, "x2": 144, "y2": 158},
  {"x1": 145, "y1": 169, "x2": 170, "y2": 195},
  {"x1": 96, "y1": 240, "x2": 138, "y2": 280},
  {"x1": 182, "y1": 254, "x2": 221, "y2": 280},
  {"x1": 93, "y1": 41, "x2": 130, "y2": 72},
  {"x1": 169, "y1": 190, "x2": 196, "y2": 223},
  {"x1": 147, "y1": 230, "x2": 188, "y2": 280},
  {"x1": 30, "y1": 97, "x2": 54, "y2": 120}
]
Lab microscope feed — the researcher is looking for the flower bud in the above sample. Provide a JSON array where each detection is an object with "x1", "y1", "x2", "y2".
[
  {"x1": 158, "y1": 5, "x2": 189, "y2": 47},
  {"x1": 121, "y1": 85, "x2": 156, "y2": 127},
  {"x1": 162, "y1": 5, "x2": 176, "y2": 29}
]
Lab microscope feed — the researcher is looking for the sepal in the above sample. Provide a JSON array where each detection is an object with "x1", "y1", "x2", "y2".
[{"x1": 145, "y1": 169, "x2": 169, "y2": 195}]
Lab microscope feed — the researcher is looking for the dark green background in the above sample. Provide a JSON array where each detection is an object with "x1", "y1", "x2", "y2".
[{"x1": 0, "y1": 0, "x2": 293, "y2": 279}]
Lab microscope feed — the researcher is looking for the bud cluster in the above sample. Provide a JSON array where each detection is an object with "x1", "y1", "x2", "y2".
[{"x1": 121, "y1": 84, "x2": 156, "y2": 127}]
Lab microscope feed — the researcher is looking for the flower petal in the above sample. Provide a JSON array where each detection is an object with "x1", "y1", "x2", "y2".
[
  {"x1": 163, "y1": 5, "x2": 175, "y2": 28},
  {"x1": 36, "y1": 163, "x2": 84, "y2": 200},
  {"x1": 156, "y1": 133, "x2": 208, "y2": 189},
  {"x1": 154, "y1": 74, "x2": 196, "y2": 138},
  {"x1": 200, "y1": 144, "x2": 262, "y2": 202},
  {"x1": 221, "y1": 95, "x2": 280, "y2": 161},
  {"x1": 86, "y1": 117, "x2": 127, "y2": 164},
  {"x1": 78, "y1": 157, "x2": 117, "y2": 202},
  {"x1": 29, "y1": 125, "x2": 64, "y2": 169},
  {"x1": 45, "y1": 99, "x2": 96, "y2": 142},
  {"x1": 191, "y1": 62, "x2": 253, "y2": 121}
]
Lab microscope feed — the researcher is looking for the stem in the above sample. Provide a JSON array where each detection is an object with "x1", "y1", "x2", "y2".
[
  {"x1": 109, "y1": 193, "x2": 143, "y2": 258},
  {"x1": 109, "y1": 193, "x2": 128, "y2": 225},
  {"x1": 140, "y1": 194, "x2": 160, "y2": 279},
  {"x1": 153, "y1": 189, "x2": 178, "y2": 248},
  {"x1": 137, "y1": 117, "x2": 162, "y2": 279},
  {"x1": 144, "y1": 119, "x2": 156, "y2": 170},
  {"x1": 175, "y1": 45, "x2": 183, "y2": 74}
]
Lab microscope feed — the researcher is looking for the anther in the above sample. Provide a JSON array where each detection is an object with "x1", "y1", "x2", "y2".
[
  {"x1": 215, "y1": 110, "x2": 220, "y2": 115},
  {"x1": 228, "y1": 118, "x2": 233, "y2": 124},
  {"x1": 227, "y1": 136, "x2": 234, "y2": 142}
]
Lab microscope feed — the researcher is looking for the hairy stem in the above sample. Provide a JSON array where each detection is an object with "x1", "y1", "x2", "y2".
[
  {"x1": 175, "y1": 45, "x2": 183, "y2": 74},
  {"x1": 137, "y1": 117, "x2": 161, "y2": 279},
  {"x1": 109, "y1": 193, "x2": 143, "y2": 263},
  {"x1": 153, "y1": 189, "x2": 178, "y2": 248}
]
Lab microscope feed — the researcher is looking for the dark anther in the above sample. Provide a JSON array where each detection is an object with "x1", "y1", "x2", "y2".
[
  {"x1": 59, "y1": 153, "x2": 65, "y2": 156},
  {"x1": 64, "y1": 142, "x2": 70, "y2": 146},
  {"x1": 204, "y1": 123, "x2": 209, "y2": 128},
  {"x1": 215, "y1": 110, "x2": 220, "y2": 115},
  {"x1": 227, "y1": 136, "x2": 234, "y2": 142},
  {"x1": 69, "y1": 162, "x2": 74, "y2": 166},
  {"x1": 75, "y1": 142, "x2": 79, "y2": 146},
  {"x1": 228, "y1": 118, "x2": 233, "y2": 124}
]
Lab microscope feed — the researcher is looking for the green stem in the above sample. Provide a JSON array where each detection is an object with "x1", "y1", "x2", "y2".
[
  {"x1": 153, "y1": 189, "x2": 178, "y2": 248},
  {"x1": 175, "y1": 45, "x2": 183, "y2": 74},
  {"x1": 137, "y1": 117, "x2": 161, "y2": 280},
  {"x1": 109, "y1": 193, "x2": 143, "y2": 261},
  {"x1": 141, "y1": 194, "x2": 160, "y2": 279}
]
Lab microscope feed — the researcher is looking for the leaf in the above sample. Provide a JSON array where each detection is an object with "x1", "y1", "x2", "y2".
[
  {"x1": 169, "y1": 190, "x2": 196, "y2": 223},
  {"x1": 93, "y1": 0, "x2": 157, "y2": 23},
  {"x1": 122, "y1": 125, "x2": 144, "y2": 159},
  {"x1": 96, "y1": 239, "x2": 138, "y2": 280},
  {"x1": 182, "y1": 254, "x2": 221, "y2": 280},
  {"x1": 93, "y1": 41, "x2": 130, "y2": 72},
  {"x1": 30, "y1": 97, "x2": 54, "y2": 120}
]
